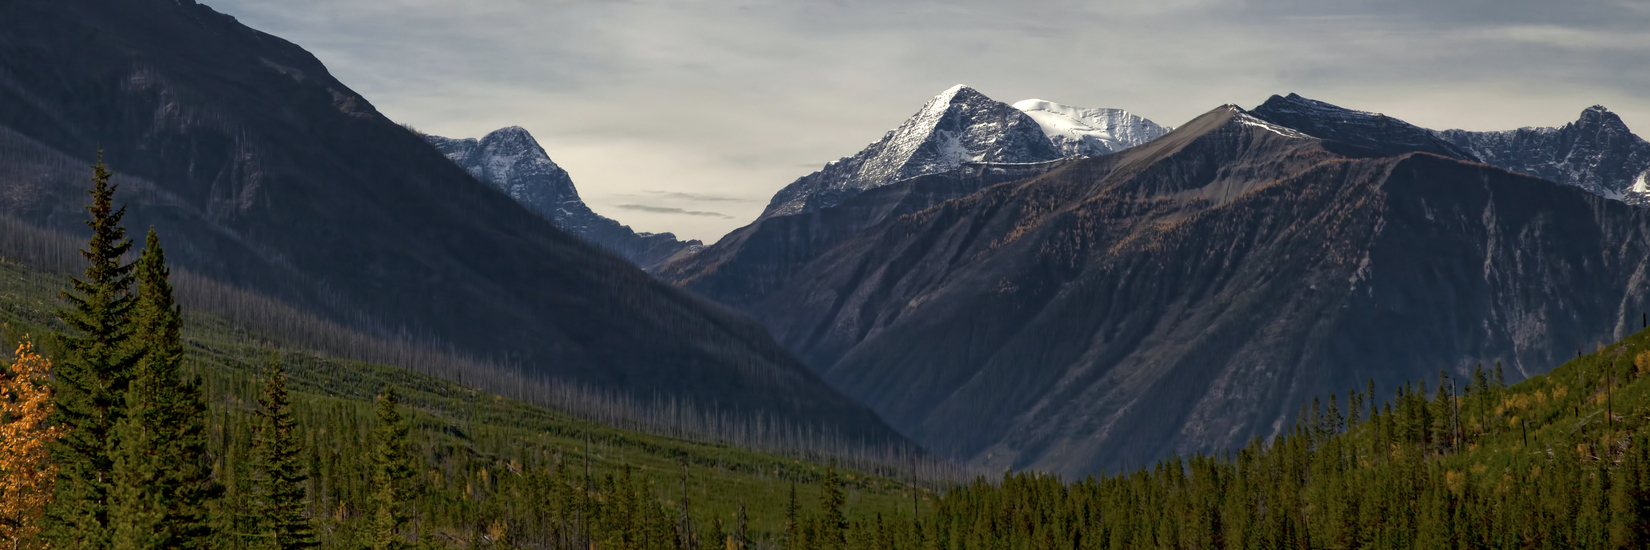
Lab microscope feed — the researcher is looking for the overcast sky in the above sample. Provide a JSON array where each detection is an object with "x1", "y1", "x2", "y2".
[{"x1": 208, "y1": 0, "x2": 1650, "y2": 243}]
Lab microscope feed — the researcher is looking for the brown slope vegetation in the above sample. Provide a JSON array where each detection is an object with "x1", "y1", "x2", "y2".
[
  {"x1": 0, "y1": 0, "x2": 901, "y2": 443},
  {"x1": 667, "y1": 105, "x2": 1650, "y2": 475}
]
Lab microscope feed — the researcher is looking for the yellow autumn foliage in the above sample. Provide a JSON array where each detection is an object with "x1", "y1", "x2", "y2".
[{"x1": 1, "y1": 341, "x2": 62, "y2": 550}]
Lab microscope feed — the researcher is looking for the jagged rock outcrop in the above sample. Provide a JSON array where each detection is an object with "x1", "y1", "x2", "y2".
[
  {"x1": 425, "y1": 127, "x2": 699, "y2": 270},
  {"x1": 1441, "y1": 106, "x2": 1650, "y2": 203}
]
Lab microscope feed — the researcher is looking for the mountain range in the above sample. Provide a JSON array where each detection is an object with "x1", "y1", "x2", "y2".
[
  {"x1": 661, "y1": 90, "x2": 1650, "y2": 475},
  {"x1": 7, "y1": 0, "x2": 1650, "y2": 478},
  {"x1": 0, "y1": 0, "x2": 899, "y2": 444},
  {"x1": 423, "y1": 127, "x2": 700, "y2": 270}
]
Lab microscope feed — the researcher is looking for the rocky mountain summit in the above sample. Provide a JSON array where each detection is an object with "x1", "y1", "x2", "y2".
[
  {"x1": 757, "y1": 85, "x2": 1170, "y2": 222},
  {"x1": 1442, "y1": 106, "x2": 1650, "y2": 203},
  {"x1": 1251, "y1": 94, "x2": 1650, "y2": 204},
  {"x1": 761, "y1": 85, "x2": 1065, "y2": 218},
  {"x1": 425, "y1": 127, "x2": 699, "y2": 270}
]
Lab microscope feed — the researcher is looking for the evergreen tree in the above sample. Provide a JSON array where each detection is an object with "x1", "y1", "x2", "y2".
[
  {"x1": 367, "y1": 386, "x2": 415, "y2": 550},
  {"x1": 251, "y1": 358, "x2": 319, "y2": 550},
  {"x1": 1612, "y1": 432, "x2": 1650, "y2": 547},
  {"x1": 46, "y1": 154, "x2": 140, "y2": 550},
  {"x1": 784, "y1": 483, "x2": 798, "y2": 550},
  {"x1": 819, "y1": 461, "x2": 846, "y2": 550},
  {"x1": 110, "y1": 229, "x2": 220, "y2": 550}
]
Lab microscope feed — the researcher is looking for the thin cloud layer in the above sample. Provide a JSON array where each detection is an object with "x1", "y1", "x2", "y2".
[
  {"x1": 207, "y1": 0, "x2": 1650, "y2": 242},
  {"x1": 614, "y1": 204, "x2": 735, "y2": 219}
]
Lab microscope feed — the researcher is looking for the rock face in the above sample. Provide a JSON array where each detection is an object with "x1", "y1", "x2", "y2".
[
  {"x1": 424, "y1": 127, "x2": 699, "y2": 271},
  {"x1": 1441, "y1": 106, "x2": 1650, "y2": 203},
  {"x1": 0, "y1": 0, "x2": 901, "y2": 442},
  {"x1": 666, "y1": 96, "x2": 1650, "y2": 476},
  {"x1": 1248, "y1": 93, "x2": 1480, "y2": 160},
  {"x1": 761, "y1": 85, "x2": 1066, "y2": 218},
  {"x1": 1012, "y1": 99, "x2": 1170, "y2": 157},
  {"x1": 1251, "y1": 94, "x2": 1650, "y2": 204}
]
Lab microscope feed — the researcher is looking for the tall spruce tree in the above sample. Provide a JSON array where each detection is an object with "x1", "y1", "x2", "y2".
[
  {"x1": 110, "y1": 229, "x2": 221, "y2": 550},
  {"x1": 251, "y1": 357, "x2": 319, "y2": 550},
  {"x1": 367, "y1": 386, "x2": 415, "y2": 550},
  {"x1": 46, "y1": 154, "x2": 139, "y2": 550},
  {"x1": 818, "y1": 460, "x2": 846, "y2": 550}
]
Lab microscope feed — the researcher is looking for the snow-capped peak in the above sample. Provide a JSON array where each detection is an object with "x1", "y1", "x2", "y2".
[
  {"x1": 928, "y1": 84, "x2": 974, "y2": 113},
  {"x1": 760, "y1": 85, "x2": 1061, "y2": 217},
  {"x1": 1012, "y1": 99, "x2": 1171, "y2": 157}
]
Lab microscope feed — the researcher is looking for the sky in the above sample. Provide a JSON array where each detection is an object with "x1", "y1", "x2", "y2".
[{"x1": 207, "y1": 0, "x2": 1650, "y2": 243}]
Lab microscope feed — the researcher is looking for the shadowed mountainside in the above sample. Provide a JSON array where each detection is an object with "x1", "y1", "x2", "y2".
[{"x1": 666, "y1": 103, "x2": 1650, "y2": 475}]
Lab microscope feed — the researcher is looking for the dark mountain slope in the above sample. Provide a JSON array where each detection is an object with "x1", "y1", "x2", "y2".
[
  {"x1": 0, "y1": 0, "x2": 899, "y2": 441},
  {"x1": 672, "y1": 104, "x2": 1650, "y2": 475},
  {"x1": 660, "y1": 160, "x2": 1076, "y2": 309},
  {"x1": 1249, "y1": 93, "x2": 1479, "y2": 160}
]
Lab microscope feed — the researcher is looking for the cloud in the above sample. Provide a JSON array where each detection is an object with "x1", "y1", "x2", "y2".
[
  {"x1": 614, "y1": 204, "x2": 736, "y2": 219},
  {"x1": 644, "y1": 191, "x2": 755, "y2": 203}
]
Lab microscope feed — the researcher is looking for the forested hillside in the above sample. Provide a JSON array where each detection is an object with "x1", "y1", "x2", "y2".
[
  {"x1": 0, "y1": 176, "x2": 950, "y2": 549},
  {"x1": 914, "y1": 326, "x2": 1650, "y2": 550}
]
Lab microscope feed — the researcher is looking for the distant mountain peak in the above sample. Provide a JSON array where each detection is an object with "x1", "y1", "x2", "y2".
[
  {"x1": 1442, "y1": 104, "x2": 1650, "y2": 203},
  {"x1": 932, "y1": 84, "x2": 977, "y2": 104},
  {"x1": 760, "y1": 85, "x2": 1063, "y2": 217},
  {"x1": 1011, "y1": 98, "x2": 1171, "y2": 157},
  {"x1": 758, "y1": 87, "x2": 1171, "y2": 218},
  {"x1": 424, "y1": 127, "x2": 700, "y2": 270}
]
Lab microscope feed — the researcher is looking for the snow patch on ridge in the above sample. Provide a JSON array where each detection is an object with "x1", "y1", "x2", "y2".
[
  {"x1": 1233, "y1": 112, "x2": 1311, "y2": 140},
  {"x1": 1012, "y1": 99, "x2": 1170, "y2": 157}
]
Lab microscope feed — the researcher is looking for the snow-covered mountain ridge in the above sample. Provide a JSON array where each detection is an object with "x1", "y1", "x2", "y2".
[
  {"x1": 1012, "y1": 99, "x2": 1171, "y2": 157},
  {"x1": 424, "y1": 127, "x2": 701, "y2": 270}
]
